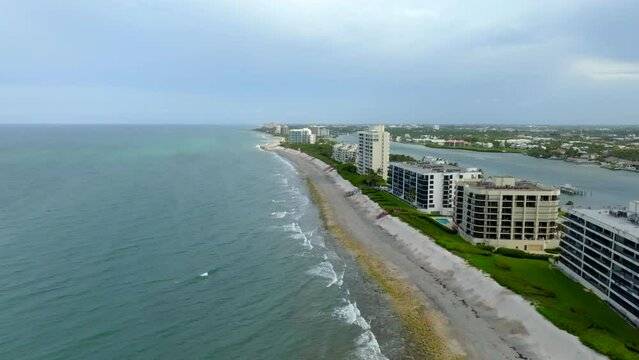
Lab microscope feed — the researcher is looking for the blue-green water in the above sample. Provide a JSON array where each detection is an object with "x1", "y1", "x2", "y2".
[{"x1": 0, "y1": 126, "x2": 404, "y2": 360}]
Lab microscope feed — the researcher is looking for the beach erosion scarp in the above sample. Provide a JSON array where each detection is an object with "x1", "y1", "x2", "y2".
[{"x1": 271, "y1": 145, "x2": 608, "y2": 360}]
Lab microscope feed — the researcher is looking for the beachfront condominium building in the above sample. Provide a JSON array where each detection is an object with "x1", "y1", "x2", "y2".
[
  {"x1": 276, "y1": 124, "x2": 289, "y2": 136},
  {"x1": 558, "y1": 202, "x2": 639, "y2": 326},
  {"x1": 388, "y1": 161, "x2": 482, "y2": 215},
  {"x1": 453, "y1": 176, "x2": 560, "y2": 251},
  {"x1": 309, "y1": 126, "x2": 330, "y2": 138},
  {"x1": 332, "y1": 143, "x2": 358, "y2": 164},
  {"x1": 357, "y1": 125, "x2": 390, "y2": 180},
  {"x1": 289, "y1": 128, "x2": 316, "y2": 144}
]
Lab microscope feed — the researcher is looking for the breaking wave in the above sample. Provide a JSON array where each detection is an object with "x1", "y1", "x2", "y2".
[
  {"x1": 334, "y1": 299, "x2": 388, "y2": 360},
  {"x1": 307, "y1": 260, "x2": 343, "y2": 287},
  {"x1": 270, "y1": 211, "x2": 287, "y2": 219}
]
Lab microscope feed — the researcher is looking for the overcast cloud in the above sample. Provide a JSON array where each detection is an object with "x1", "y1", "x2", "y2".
[{"x1": 1, "y1": 0, "x2": 638, "y2": 124}]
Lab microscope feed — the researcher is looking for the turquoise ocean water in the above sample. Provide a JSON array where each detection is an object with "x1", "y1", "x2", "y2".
[{"x1": 0, "y1": 126, "x2": 405, "y2": 360}]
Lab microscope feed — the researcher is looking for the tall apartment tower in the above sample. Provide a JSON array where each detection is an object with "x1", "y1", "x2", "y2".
[
  {"x1": 357, "y1": 125, "x2": 390, "y2": 180},
  {"x1": 453, "y1": 176, "x2": 560, "y2": 251}
]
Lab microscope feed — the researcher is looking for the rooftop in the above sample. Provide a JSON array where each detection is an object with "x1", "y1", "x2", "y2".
[
  {"x1": 390, "y1": 161, "x2": 478, "y2": 174},
  {"x1": 463, "y1": 176, "x2": 556, "y2": 191},
  {"x1": 333, "y1": 143, "x2": 357, "y2": 150},
  {"x1": 570, "y1": 207, "x2": 639, "y2": 241}
]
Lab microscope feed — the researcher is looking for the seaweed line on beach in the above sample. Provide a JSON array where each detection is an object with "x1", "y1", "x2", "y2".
[{"x1": 305, "y1": 178, "x2": 465, "y2": 360}]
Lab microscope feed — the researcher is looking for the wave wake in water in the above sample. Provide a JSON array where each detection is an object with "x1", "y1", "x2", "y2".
[
  {"x1": 270, "y1": 211, "x2": 287, "y2": 219},
  {"x1": 307, "y1": 260, "x2": 342, "y2": 287},
  {"x1": 334, "y1": 299, "x2": 389, "y2": 360}
]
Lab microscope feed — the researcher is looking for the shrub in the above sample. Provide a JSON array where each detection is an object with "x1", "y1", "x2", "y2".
[
  {"x1": 626, "y1": 343, "x2": 639, "y2": 354},
  {"x1": 494, "y1": 258, "x2": 511, "y2": 270},
  {"x1": 476, "y1": 243, "x2": 496, "y2": 252},
  {"x1": 495, "y1": 247, "x2": 551, "y2": 261},
  {"x1": 545, "y1": 247, "x2": 562, "y2": 254},
  {"x1": 528, "y1": 284, "x2": 556, "y2": 298}
]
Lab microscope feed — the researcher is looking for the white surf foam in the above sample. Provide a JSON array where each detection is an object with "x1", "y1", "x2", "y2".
[
  {"x1": 354, "y1": 330, "x2": 388, "y2": 360},
  {"x1": 333, "y1": 299, "x2": 389, "y2": 360},
  {"x1": 272, "y1": 152, "x2": 297, "y2": 172},
  {"x1": 333, "y1": 299, "x2": 370, "y2": 329},
  {"x1": 300, "y1": 228, "x2": 313, "y2": 250},
  {"x1": 282, "y1": 223, "x2": 298, "y2": 232},
  {"x1": 270, "y1": 211, "x2": 287, "y2": 219},
  {"x1": 313, "y1": 234, "x2": 326, "y2": 248},
  {"x1": 336, "y1": 267, "x2": 345, "y2": 287},
  {"x1": 307, "y1": 260, "x2": 339, "y2": 287},
  {"x1": 284, "y1": 222, "x2": 314, "y2": 249}
]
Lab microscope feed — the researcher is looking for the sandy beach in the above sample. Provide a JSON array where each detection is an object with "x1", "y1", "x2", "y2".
[{"x1": 273, "y1": 146, "x2": 607, "y2": 360}]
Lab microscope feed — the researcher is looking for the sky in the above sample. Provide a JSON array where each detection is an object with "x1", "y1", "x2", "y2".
[{"x1": 1, "y1": 0, "x2": 638, "y2": 125}]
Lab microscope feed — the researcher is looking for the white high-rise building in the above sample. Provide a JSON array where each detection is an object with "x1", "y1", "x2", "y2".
[
  {"x1": 388, "y1": 161, "x2": 482, "y2": 215},
  {"x1": 289, "y1": 128, "x2": 316, "y2": 144},
  {"x1": 357, "y1": 125, "x2": 390, "y2": 180}
]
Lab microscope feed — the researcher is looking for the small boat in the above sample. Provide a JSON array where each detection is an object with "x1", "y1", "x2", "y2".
[{"x1": 560, "y1": 184, "x2": 579, "y2": 195}]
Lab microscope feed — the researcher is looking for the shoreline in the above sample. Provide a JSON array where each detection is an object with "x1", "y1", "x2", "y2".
[
  {"x1": 306, "y1": 179, "x2": 463, "y2": 360},
  {"x1": 270, "y1": 144, "x2": 607, "y2": 360}
]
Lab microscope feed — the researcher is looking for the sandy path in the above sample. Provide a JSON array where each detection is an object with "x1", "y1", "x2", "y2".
[{"x1": 274, "y1": 146, "x2": 607, "y2": 360}]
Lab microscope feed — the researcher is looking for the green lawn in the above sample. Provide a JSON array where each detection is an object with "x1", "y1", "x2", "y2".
[{"x1": 286, "y1": 142, "x2": 639, "y2": 360}]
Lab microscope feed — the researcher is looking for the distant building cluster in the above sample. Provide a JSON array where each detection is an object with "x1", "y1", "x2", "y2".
[
  {"x1": 262, "y1": 123, "x2": 332, "y2": 144},
  {"x1": 309, "y1": 125, "x2": 330, "y2": 138},
  {"x1": 444, "y1": 139, "x2": 470, "y2": 147},
  {"x1": 262, "y1": 123, "x2": 289, "y2": 136}
]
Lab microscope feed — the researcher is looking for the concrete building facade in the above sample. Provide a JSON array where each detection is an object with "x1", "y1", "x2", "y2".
[
  {"x1": 289, "y1": 128, "x2": 316, "y2": 144},
  {"x1": 388, "y1": 162, "x2": 482, "y2": 215},
  {"x1": 558, "y1": 203, "x2": 639, "y2": 326},
  {"x1": 332, "y1": 143, "x2": 358, "y2": 164},
  {"x1": 453, "y1": 176, "x2": 560, "y2": 251},
  {"x1": 309, "y1": 126, "x2": 330, "y2": 138},
  {"x1": 357, "y1": 125, "x2": 390, "y2": 180}
]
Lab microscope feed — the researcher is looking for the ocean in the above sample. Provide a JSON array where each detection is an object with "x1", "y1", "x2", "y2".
[{"x1": 0, "y1": 126, "x2": 405, "y2": 360}]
